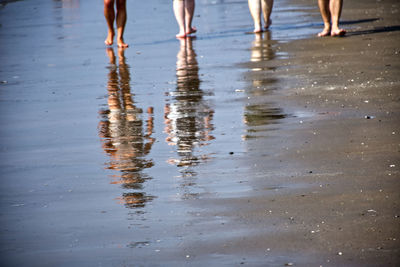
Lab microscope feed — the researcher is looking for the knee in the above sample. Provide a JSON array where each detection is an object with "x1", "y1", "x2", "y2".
[
  {"x1": 116, "y1": 0, "x2": 126, "y2": 9},
  {"x1": 104, "y1": 0, "x2": 114, "y2": 8}
]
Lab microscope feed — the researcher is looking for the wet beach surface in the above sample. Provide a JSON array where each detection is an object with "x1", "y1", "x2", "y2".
[{"x1": 0, "y1": 0, "x2": 399, "y2": 266}]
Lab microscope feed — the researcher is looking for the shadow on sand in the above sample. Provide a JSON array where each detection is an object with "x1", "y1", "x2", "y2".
[
  {"x1": 273, "y1": 18, "x2": 380, "y2": 31},
  {"x1": 340, "y1": 18, "x2": 380, "y2": 25},
  {"x1": 346, "y1": 25, "x2": 400, "y2": 36}
]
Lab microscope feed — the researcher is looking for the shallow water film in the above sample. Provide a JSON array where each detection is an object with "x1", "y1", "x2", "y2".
[{"x1": 1, "y1": 0, "x2": 399, "y2": 266}]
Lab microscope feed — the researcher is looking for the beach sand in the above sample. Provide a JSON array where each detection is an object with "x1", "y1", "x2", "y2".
[{"x1": 0, "y1": 0, "x2": 399, "y2": 266}]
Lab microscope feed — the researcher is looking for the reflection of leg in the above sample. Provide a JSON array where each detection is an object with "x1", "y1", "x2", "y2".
[
  {"x1": 116, "y1": 0, "x2": 128, "y2": 47},
  {"x1": 104, "y1": 0, "x2": 115, "y2": 45},
  {"x1": 250, "y1": 33, "x2": 262, "y2": 62},
  {"x1": 185, "y1": 38, "x2": 196, "y2": 65},
  {"x1": 329, "y1": 0, "x2": 345, "y2": 36},
  {"x1": 117, "y1": 47, "x2": 135, "y2": 114},
  {"x1": 164, "y1": 104, "x2": 174, "y2": 144},
  {"x1": 264, "y1": 29, "x2": 271, "y2": 40},
  {"x1": 106, "y1": 47, "x2": 118, "y2": 111},
  {"x1": 184, "y1": 0, "x2": 196, "y2": 35},
  {"x1": 186, "y1": 37, "x2": 193, "y2": 52},
  {"x1": 146, "y1": 107, "x2": 154, "y2": 137},
  {"x1": 261, "y1": 0, "x2": 273, "y2": 29},
  {"x1": 177, "y1": 38, "x2": 188, "y2": 72},
  {"x1": 117, "y1": 46, "x2": 127, "y2": 64},
  {"x1": 106, "y1": 47, "x2": 116, "y2": 64},
  {"x1": 145, "y1": 107, "x2": 155, "y2": 151},
  {"x1": 173, "y1": 0, "x2": 186, "y2": 38},
  {"x1": 317, "y1": 0, "x2": 331, "y2": 37},
  {"x1": 248, "y1": 0, "x2": 262, "y2": 33}
]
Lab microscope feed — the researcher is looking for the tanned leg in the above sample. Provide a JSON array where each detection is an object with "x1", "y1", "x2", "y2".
[
  {"x1": 317, "y1": 0, "x2": 331, "y2": 37},
  {"x1": 104, "y1": 0, "x2": 115, "y2": 45},
  {"x1": 116, "y1": 0, "x2": 128, "y2": 47}
]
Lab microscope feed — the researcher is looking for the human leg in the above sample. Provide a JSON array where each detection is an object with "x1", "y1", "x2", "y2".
[
  {"x1": 116, "y1": 0, "x2": 128, "y2": 47},
  {"x1": 248, "y1": 0, "x2": 262, "y2": 33},
  {"x1": 329, "y1": 0, "x2": 345, "y2": 36},
  {"x1": 104, "y1": 0, "x2": 115, "y2": 45},
  {"x1": 317, "y1": 0, "x2": 331, "y2": 37},
  {"x1": 184, "y1": 0, "x2": 196, "y2": 35},
  {"x1": 261, "y1": 0, "x2": 273, "y2": 29},
  {"x1": 173, "y1": 0, "x2": 186, "y2": 38}
]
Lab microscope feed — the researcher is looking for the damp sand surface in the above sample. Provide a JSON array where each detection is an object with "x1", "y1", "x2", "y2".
[{"x1": 0, "y1": 0, "x2": 399, "y2": 266}]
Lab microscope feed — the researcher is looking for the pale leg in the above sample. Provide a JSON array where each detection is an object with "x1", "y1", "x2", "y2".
[
  {"x1": 261, "y1": 0, "x2": 273, "y2": 29},
  {"x1": 185, "y1": 0, "x2": 196, "y2": 35},
  {"x1": 173, "y1": 0, "x2": 186, "y2": 38},
  {"x1": 248, "y1": 0, "x2": 262, "y2": 33}
]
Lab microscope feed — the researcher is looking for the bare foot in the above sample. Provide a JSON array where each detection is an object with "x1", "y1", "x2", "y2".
[
  {"x1": 253, "y1": 27, "x2": 263, "y2": 33},
  {"x1": 176, "y1": 32, "x2": 186, "y2": 39},
  {"x1": 331, "y1": 28, "x2": 346, "y2": 37},
  {"x1": 317, "y1": 27, "x2": 331, "y2": 37},
  {"x1": 186, "y1": 27, "x2": 197, "y2": 35},
  {"x1": 105, "y1": 31, "x2": 114, "y2": 46},
  {"x1": 117, "y1": 38, "x2": 129, "y2": 48}
]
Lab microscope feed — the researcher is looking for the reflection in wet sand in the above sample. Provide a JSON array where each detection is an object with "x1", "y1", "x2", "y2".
[
  {"x1": 248, "y1": 31, "x2": 277, "y2": 91},
  {"x1": 52, "y1": 0, "x2": 80, "y2": 20},
  {"x1": 243, "y1": 32, "x2": 286, "y2": 139},
  {"x1": 98, "y1": 48, "x2": 155, "y2": 209},
  {"x1": 251, "y1": 31, "x2": 275, "y2": 62},
  {"x1": 164, "y1": 38, "x2": 214, "y2": 169},
  {"x1": 53, "y1": 0, "x2": 80, "y2": 9}
]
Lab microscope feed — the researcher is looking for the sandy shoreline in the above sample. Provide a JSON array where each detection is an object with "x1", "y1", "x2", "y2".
[
  {"x1": 0, "y1": 0, "x2": 399, "y2": 266},
  {"x1": 191, "y1": 0, "x2": 400, "y2": 265}
]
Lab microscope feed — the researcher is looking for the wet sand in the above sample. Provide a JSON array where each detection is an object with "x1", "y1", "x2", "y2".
[{"x1": 0, "y1": 0, "x2": 399, "y2": 266}]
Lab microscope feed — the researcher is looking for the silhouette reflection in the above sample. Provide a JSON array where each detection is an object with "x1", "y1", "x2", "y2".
[
  {"x1": 98, "y1": 47, "x2": 155, "y2": 209},
  {"x1": 243, "y1": 32, "x2": 286, "y2": 139},
  {"x1": 164, "y1": 38, "x2": 214, "y2": 168}
]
